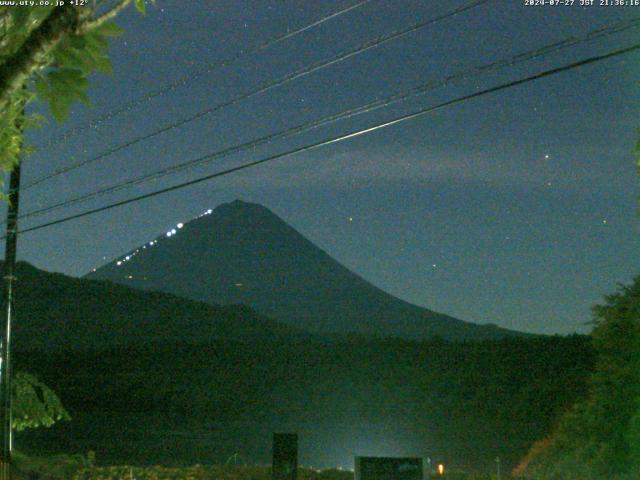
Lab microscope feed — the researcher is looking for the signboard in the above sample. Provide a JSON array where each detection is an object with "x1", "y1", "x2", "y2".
[
  {"x1": 272, "y1": 433, "x2": 298, "y2": 480},
  {"x1": 355, "y1": 457, "x2": 423, "y2": 480}
]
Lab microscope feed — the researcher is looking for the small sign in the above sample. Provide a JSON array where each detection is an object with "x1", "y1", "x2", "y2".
[
  {"x1": 273, "y1": 433, "x2": 298, "y2": 480},
  {"x1": 355, "y1": 457, "x2": 423, "y2": 480}
]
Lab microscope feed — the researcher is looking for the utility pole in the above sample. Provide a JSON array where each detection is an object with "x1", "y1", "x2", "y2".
[
  {"x1": 495, "y1": 456, "x2": 501, "y2": 480},
  {"x1": 0, "y1": 107, "x2": 24, "y2": 480}
]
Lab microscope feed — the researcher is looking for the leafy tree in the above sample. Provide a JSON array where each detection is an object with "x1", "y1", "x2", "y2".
[
  {"x1": 519, "y1": 277, "x2": 640, "y2": 479},
  {"x1": 0, "y1": 0, "x2": 154, "y2": 182},
  {"x1": 12, "y1": 371, "x2": 69, "y2": 431}
]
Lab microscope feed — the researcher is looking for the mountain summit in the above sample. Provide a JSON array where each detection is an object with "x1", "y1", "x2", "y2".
[{"x1": 86, "y1": 200, "x2": 521, "y2": 340}]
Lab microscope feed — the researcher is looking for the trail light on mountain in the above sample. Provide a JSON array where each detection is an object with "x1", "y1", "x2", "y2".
[
  {"x1": 171, "y1": 229, "x2": 177, "y2": 235},
  {"x1": 117, "y1": 261, "x2": 122, "y2": 266},
  {"x1": 177, "y1": 223, "x2": 184, "y2": 229},
  {"x1": 166, "y1": 232, "x2": 172, "y2": 237}
]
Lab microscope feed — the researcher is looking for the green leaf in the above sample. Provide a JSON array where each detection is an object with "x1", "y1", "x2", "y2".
[
  {"x1": 92, "y1": 20, "x2": 124, "y2": 37},
  {"x1": 45, "y1": 69, "x2": 91, "y2": 122},
  {"x1": 9, "y1": 7, "x2": 31, "y2": 35},
  {"x1": 135, "y1": 0, "x2": 147, "y2": 15}
]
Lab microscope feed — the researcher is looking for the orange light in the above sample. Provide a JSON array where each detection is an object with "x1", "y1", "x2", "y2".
[{"x1": 438, "y1": 464, "x2": 444, "y2": 476}]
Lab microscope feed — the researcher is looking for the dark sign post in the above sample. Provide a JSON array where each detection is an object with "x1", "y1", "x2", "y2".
[
  {"x1": 355, "y1": 457, "x2": 423, "y2": 480},
  {"x1": 272, "y1": 433, "x2": 298, "y2": 480}
]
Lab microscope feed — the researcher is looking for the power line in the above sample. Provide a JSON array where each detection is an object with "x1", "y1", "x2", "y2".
[
  {"x1": 23, "y1": 0, "x2": 491, "y2": 191},
  {"x1": 20, "y1": 17, "x2": 640, "y2": 220},
  {"x1": 13, "y1": 42, "x2": 640, "y2": 238},
  {"x1": 31, "y1": 0, "x2": 373, "y2": 152}
]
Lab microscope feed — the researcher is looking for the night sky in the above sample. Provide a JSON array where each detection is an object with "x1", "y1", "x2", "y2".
[{"x1": 7, "y1": 0, "x2": 640, "y2": 335}]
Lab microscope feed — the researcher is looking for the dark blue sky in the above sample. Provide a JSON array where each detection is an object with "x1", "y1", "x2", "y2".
[{"x1": 9, "y1": 0, "x2": 640, "y2": 335}]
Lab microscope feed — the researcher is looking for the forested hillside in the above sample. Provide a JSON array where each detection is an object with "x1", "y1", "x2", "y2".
[
  {"x1": 15, "y1": 335, "x2": 593, "y2": 473},
  {"x1": 516, "y1": 277, "x2": 640, "y2": 479}
]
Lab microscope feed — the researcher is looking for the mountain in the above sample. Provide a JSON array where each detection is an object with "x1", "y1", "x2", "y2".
[
  {"x1": 6, "y1": 261, "x2": 311, "y2": 351},
  {"x1": 86, "y1": 200, "x2": 523, "y2": 341}
]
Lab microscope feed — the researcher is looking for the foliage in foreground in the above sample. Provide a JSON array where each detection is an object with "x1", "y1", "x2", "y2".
[
  {"x1": 16, "y1": 463, "x2": 356, "y2": 480},
  {"x1": 516, "y1": 276, "x2": 640, "y2": 479},
  {"x1": 13, "y1": 450, "x2": 92, "y2": 480},
  {"x1": 15, "y1": 461, "x2": 497, "y2": 480},
  {"x1": 13, "y1": 371, "x2": 70, "y2": 432}
]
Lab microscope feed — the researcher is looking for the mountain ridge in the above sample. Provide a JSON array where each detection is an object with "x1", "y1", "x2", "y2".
[{"x1": 5, "y1": 261, "x2": 315, "y2": 351}]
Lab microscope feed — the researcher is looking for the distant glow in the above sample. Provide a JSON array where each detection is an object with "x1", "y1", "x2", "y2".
[
  {"x1": 149, "y1": 242, "x2": 154, "y2": 246},
  {"x1": 127, "y1": 275, "x2": 133, "y2": 279},
  {"x1": 177, "y1": 223, "x2": 184, "y2": 229},
  {"x1": 438, "y1": 464, "x2": 444, "y2": 476},
  {"x1": 234, "y1": 283, "x2": 243, "y2": 287}
]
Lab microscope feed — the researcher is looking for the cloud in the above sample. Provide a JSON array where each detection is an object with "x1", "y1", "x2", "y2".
[{"x1": 209, "y1": 141, "x2": 637, "y2": 193}]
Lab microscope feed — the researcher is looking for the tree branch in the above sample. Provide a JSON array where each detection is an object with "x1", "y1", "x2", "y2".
[
  {"x1": 78, "y1": 0, "x2": 133, "y2": 34},
  {"x1": 0, "y1": 5, "x2": 81, "y2": 112}
]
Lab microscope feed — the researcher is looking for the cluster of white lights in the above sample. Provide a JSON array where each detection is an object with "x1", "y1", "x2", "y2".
[
  {"x1": 116, "y1": 240, "x2": 158, "y2": 267},
  {"x1": 114, "y1": 207, "x2": 213, "y2": 267},
  {"x1": 196, "y1": 208, "x2": 213, "y2": 219},
  {"x1": 166, "y1": 220, "x2": 187, "y2": 237}
]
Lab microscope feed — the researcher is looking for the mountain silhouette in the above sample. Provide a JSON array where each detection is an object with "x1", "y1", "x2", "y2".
[
  {"x1": 86, "y1": 200, "x2": 523, "y2": 340},
  {"x1": 5, "y1": 261, "x2": 310, "y2": 351}
]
